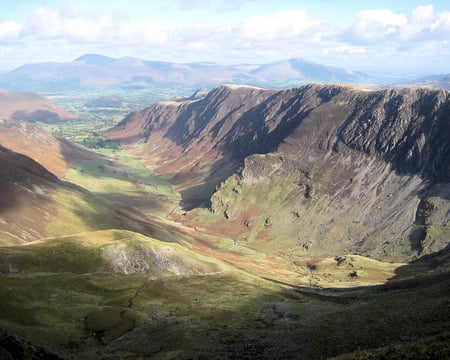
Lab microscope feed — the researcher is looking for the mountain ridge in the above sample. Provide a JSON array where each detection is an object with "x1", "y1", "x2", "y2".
[
  {"x1": 0, "y1": 55, "x2": 374, "y2": 91},
  {"x1": 107, "y1": 84, "x2": 450, "y2": 261}
]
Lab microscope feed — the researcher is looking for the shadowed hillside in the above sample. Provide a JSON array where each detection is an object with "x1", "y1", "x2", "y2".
[
  {"x1": 0, "y1": 89, "x2": 75, "y2": 122},
  {"x1": 0, "y1": 143, "x2": 146, "y2": 245}
]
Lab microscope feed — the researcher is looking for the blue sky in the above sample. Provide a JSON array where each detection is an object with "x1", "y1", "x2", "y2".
[{"x1": 0, "y1": 0, "x2": 449, "y2": 74}]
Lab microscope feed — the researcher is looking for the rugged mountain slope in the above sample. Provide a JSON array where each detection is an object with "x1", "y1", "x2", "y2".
[
  {"x1": 107, "y1": 85, "x2": 277, "y2": 192},
  {"x1": 0, "y1": 121, "x2": 74, "y2": 177},
  {"x1": 0, "y1": 89, "x2": 75, "y2": 122},
  {"x1": 107, "y1": 84, "x2": 450, "y2": 261},
  {"x1": 0, "y1": 143, "x2": 144, "y2": 245},
  {"x1": 0, "y1": 121, "x2": 115, "y2": 178}
]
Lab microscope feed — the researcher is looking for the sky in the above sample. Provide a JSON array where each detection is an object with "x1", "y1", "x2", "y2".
[{"x1": 0, "y1": 0, "x2": 449, "y2": 74}]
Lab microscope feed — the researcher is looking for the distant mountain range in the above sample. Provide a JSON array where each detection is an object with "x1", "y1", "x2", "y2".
[
  {"x1": 1, "y1": 53, "x2": 438, "y2": 92},
  {"x1": 404, "y1": 74, "x2": 450, "y2": 90}
]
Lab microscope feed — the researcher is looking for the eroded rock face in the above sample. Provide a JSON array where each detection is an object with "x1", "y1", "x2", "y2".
[
  {"x1": 101, "y1": 240, "x2": 223, "y2": 278},
  {"x1": 101, "y1": 243, "x2": 151, "y2": 275},
  {"x1": 107, "y1": 84, "x2": 450, "y2": 261},
  {"x1": 337, "y1": 88, "x2": 450, "y2": 182}
]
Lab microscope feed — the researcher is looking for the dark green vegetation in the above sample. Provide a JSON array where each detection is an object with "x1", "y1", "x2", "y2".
[
  {"x1": 37, "y1": 87, "x2": 195, "y2": 146},
  {"x1": 0, "y1": 234, "x2": 448, "y2": 359},
  {"x1": 0, "y1": 84, "x2": 449, "y2": 359}
]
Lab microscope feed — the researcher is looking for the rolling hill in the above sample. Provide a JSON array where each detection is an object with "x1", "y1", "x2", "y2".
[
  {"x1": 0, "y1": 121, "x2": 77, "y2": 177},
  {"x1": 0, "y1": 89, "x2": 75, "y2": 122},
  {"x1": 401, "y1": 73, "x2": 450, "y2": 90}
]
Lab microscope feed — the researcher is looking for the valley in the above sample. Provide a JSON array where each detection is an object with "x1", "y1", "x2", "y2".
[{"x1": 0, "y1": 83, "x2": 449, "y2": 359}]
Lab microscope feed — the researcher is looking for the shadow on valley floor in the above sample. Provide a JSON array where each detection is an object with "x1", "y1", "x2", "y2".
[
  {"x1": 254, "y1": 246, "x2": 450, "y2": 359},
  {"x1": 100, "y1": 192, "x2": 174, "y2": 216},
  {"x1": 0, "y1": 248, "x2": 449, "y2": 360},
  {"x1": 57, "y1": 138, "x2": 163, "y2": 188}
]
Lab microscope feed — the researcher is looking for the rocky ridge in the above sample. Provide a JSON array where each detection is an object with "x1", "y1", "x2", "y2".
[{"x1": 108, "y1": 84, "x2": 450, "y2": 261}]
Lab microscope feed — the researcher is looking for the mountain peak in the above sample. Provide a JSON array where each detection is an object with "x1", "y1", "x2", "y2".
[{"x1": 75, "y1": 54, "x2": 116, "y2": 65}]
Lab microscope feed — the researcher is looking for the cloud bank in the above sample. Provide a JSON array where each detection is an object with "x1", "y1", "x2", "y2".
[{"x1": 0, "y1": 3, "x2": 449, "y2": 73}]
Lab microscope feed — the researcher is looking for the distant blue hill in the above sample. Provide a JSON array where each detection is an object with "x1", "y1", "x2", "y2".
[
  {"x1": 0, "y1": 54, "x2": 447, "y2": 92},
  {"x1": 75, "y1": 54, "x2": 116, "y2": 66}
]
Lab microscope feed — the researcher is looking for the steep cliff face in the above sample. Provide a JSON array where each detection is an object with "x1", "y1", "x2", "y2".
[
  {"x1": 106, "y1": 85, "x2": 277, "y2": 191},
  {"x1": 107, "y1": 85, "x2": 449, "y2": 260}
]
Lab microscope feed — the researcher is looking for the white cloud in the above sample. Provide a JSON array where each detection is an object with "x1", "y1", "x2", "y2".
[
  {"x1": 0, "y1": 3, "x2": 449, "y2": 73},
  {"x1": 0, "y1": 20, "x2": 22, "y2": 40},
  {"x1": 242, "y1": 9, "x2": 312, "y2": 41},
  {"x1": 325, "y1": 5, "x2": 450, "y2": 72},
  {"x1": 21, "y1": 7, "x2": 115, "y2": 41},
  {"x1": 348, "y1": 9, "x2": 407, "y2": 43},
  {"x1": 175, "y1": 0, "x2": 212, "y2": 10},
  {"x1": 345, "y1": 5, "x2": 450, "y2": 44},
  {"x1": 431, "y1": 11, "x2": 450, "y2": 38},
  {"x1": 410, "y1": 4, "x2": 434, "y2": 26},
  {"x1": 398, "y1": 5, "x2": 434, "y2": 40}
]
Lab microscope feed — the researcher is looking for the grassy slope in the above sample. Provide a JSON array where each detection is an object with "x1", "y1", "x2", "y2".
[
  {"x1": 63, "y1": 148, "x2": 181, "y2": 219},
  {"x1": 47, "y1": 186, "x2": 146, "y2": 237},
  {"x1": 0, "y1": 235, "x2": 448, "y2": 359},
  {"x1": 0, "y1": 229, "x2": 227, "y2": 275}
]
